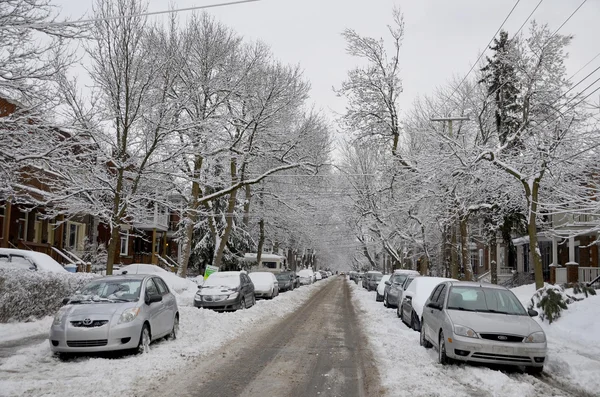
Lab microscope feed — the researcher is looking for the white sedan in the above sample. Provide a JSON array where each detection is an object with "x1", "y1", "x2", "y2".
[{"x1": 249, "y1": 272, "x2": 279, "y2": 299}]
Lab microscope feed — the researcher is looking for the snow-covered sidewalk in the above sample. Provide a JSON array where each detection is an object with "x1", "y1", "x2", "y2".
[
  {"x1": 0, "y1": 317, "x2": 52, "y2": 344},
  {"x1": 350, "y1": 280, "x2": 600, "y2": 397},
  {"x1": 0, "y1": 279, "x2": 331, "y2": 397}
]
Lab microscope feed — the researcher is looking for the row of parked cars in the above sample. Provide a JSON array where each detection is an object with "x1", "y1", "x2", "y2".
[
  {"x1": 48, "y1": 263, "x2": 328, "y2": 358},
  {"x1": 356, "y1": 269, "x2": 547, "y2": 374}
]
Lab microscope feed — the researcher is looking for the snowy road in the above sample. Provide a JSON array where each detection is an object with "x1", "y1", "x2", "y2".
[{"x1": 144, "y1": 276, "x2": 382, "y2": 397}]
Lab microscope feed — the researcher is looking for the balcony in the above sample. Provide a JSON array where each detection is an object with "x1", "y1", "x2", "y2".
[
  {"x1": 552, "y1": 212, "x2": 599, "y2": 230},
  {"x1": 132, "y1": 204, "x2": 169, "y2": 231}
]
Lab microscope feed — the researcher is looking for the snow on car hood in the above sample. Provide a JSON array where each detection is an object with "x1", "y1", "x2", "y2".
[
  {"x1": 448, "y1": 310, "x2": 543, "y2": 336},
  {"x1": 198, "y1": 285, "x2": 237, "y2": 296}
]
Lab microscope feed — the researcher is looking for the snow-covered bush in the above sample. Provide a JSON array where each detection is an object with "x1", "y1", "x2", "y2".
[
  {"x1": 527, "y1": 284, "x2": 594, "y2": 324},
  {"x1": 0, "y1": 268, "x2": 98, "y2": 322}
]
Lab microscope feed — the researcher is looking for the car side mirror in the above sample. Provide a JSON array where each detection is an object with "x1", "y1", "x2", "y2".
[
  {"x1": 62, "y1": 297, "x2": 71, "y2": 305},
  {"x1": 146, "y1": 294, "x2": 163, "y2": 305},
  {"x1": 385, "y1": 281, "x2": 391, "y2": 286},
  {"x1": 427, "y1": 302, "x2": 440, "y2": 310},
  {"x1": 197, "y1": 285, "x2": 202, "y2": 289},
  {"x1": 528, "y1": 309, "x2": 538, "y2": 317}
]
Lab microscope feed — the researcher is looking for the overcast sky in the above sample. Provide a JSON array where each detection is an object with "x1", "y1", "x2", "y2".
[{"x1": 54, "y1": 0, "x2": 600, "y2": 122}]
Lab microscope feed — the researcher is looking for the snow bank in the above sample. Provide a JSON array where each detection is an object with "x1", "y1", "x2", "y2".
[
  {"x1": 0, "y1": 269, "x2": 97, "y2": 322},
  {"x1": 511, "y1": 283, "x2": 600, "y2": 395},
  {"x1": 0, "y1": 279, "x2": 331, "y2": 397},
  {"x1": 0, "y1": 317, "x2": 52, "y2": 343}
]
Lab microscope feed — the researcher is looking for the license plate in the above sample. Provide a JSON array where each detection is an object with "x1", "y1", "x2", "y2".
[{"x1": 493, "y1": 346, "x2": 514, "y2": 354}]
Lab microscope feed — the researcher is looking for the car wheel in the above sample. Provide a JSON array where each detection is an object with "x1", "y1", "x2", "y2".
[
  {"x1": 376, "y1": 292, "x2": 382, "y2": 301},
  {"x1": 396, "y1": 304, "x2": 402, "y2": 318},
  {"x1": 166, "y1": 314, "x2": 179, "y2": 340},
  {"x1": 438, "y1": 332, "x2": 451, "y2": 365},
  {"x1": 420, "y1": 321, "x2": 432, "y2": 348},
  {"x1": 411, "y1": 311, "x2": 420, "y2": 331},
  {"x1": 240, "y1": 297, "x2": 247, "y2": 310},
  {"x1": 525, "y1": 366, "x2": 543, "y2": 375},
  {"x1": 137, "y1": 324, "x2": 151, "y2": 354},
  {"x1": 384, "y1": 293, "x2": 389, "y2": 308}
]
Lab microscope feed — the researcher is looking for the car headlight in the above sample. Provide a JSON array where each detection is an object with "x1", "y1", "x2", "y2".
[
  {"x1": 53, "y1": 307, "x2": 69, "y2": 326},
  {"x1": 454, "y1": 324, "x2": 479, "y2": 338},
  {"x1": 524, "y1": 331, "x2": 546, "y2": 343},
  {"x1": 119, "y1": 307, "x2": 141, "y2": 324},
  {"x1": 228, "y1": 292, "x2": 239, "y2": 300}
]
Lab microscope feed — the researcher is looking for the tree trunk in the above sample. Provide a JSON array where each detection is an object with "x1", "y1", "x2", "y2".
[
  {"x1": 490, "y1": 235, "x2": 498, "y2": 284},
  {"x1": 212, "y1": 159, "x2": 239, "y2": 268},
  {"x1": 527, "y1": 179, "x2": 544, "y2": 290},
  {"x1": 243, "y1": 184, "x2": 251, "y2": 227},
  {"x1": 178, "y1": 157, "x2": 203, "y2": 277},
  {"x1": 256, "y1": 218, "x2": 265, "y2": 267},
  {"x1": 106, "y1": 169, "x2": 124, "y2": 275},
  {"x1": 460, "y1": 215, "x2": 473, "y2": 281},
  {"x1": 451, "y1": 226, "x2": 459, "y2": 279}
]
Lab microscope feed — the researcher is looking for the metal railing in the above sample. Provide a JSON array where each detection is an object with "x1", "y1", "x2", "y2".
[{"x1": 579, "y1": 267, "x2": 600, "y2": 284}]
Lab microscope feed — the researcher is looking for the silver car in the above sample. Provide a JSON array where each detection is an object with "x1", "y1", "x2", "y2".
[
  {"x1": 420, "y1": 281, "x2": 546, "y2": 374},
  {"x1": 50, "y1": 274, "x2": 179, "y2": 357},
  {"x1": 384, "y1": 271, "x2": 419, "y2": 308}
]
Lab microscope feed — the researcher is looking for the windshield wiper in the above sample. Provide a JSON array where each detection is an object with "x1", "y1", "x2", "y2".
[
  {"x1": 448, "y1": 307, "x2": 479, "y2": 312},
  {"x1": 486, "y1": 309, "x2": 511, "y2": 315}
]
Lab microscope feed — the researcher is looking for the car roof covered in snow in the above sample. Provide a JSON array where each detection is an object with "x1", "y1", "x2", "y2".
[{"x1": 0, "y1": 248, "x2": 67, "y2": 273}]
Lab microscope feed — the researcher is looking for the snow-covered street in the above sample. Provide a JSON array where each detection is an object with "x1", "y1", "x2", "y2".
[
  {"x1": 350, "y1": 280, "x2": 600, "y2": 397},
  {"x1": 0, "y1": 279, "x2": 332, "y2": 397}
]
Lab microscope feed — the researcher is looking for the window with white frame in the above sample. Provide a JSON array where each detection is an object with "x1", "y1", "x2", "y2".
[
  {"x1": 64, "y1": 221, "x2": 86, "y2": 251},
  {"x1": 120, "y1": 231, "x2": 129, "y2": 256}
]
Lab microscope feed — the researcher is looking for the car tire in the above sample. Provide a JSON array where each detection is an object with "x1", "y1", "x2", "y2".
[
  {"x1": 420, "y1": 321, "x2": 432, "y2": 348},
  {"x1": 376, "y1": 292, "x2": 382, "y2": 302},
  {"x1": 411, "y1": 311, "x2": 420, "y2": 331},
  {"x1": 240, "y1": 297, "x2": 247, "y2": 310},
  {"x1": 525, "y1": 366, "x2": 543, "y2": 375},
  {"x1": 137, "y1": 324, "x2": 151, "y2": 355},
  {"x1": 438, "y1": 332, "x2": 452, "y2": 365},
  {"x1": 56, "y1": 352, "x2": 71, "y2": 361},
  {"x1": 396, "y1": 304, "x2": 402, "y2": 318},
  {"x1": 384, "y1": 293, "x2": 389, "y2": 308},
  {"x1": 165, "y1": 314, "x2": 179, "y2": 340}
]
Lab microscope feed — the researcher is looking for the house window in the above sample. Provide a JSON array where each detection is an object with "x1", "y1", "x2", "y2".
[
  {"x1": 479, "y1": 249, "x2": 484, "y2": 267},
  {"x1": 47, "y1": 223, "x2": 56, "y2": 245},
  {"x1": 64, "y1": 221, "x2": 86, "y2": 251},
  {"x1": 470, "y1": 250, "x2": 478, "y2": 269},
  {"x1": 17, "y1": 210, "x2": 27, "y2": 240},
  {"x1": 120, "y1": 231, "x2": 129, "y2": 256}
]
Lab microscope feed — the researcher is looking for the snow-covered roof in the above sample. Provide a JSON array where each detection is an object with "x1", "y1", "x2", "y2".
[{"x1": 242, "y1": 253, "x2": 285, "y2": 262}]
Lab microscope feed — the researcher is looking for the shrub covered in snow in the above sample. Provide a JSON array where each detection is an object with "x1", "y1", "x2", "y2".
[
  {"x1": 0, "y1": 268, "x2": 98, "y2": 322},
  {"x1": 528, "y1": 283, "x2": 595, "y2": 324}
]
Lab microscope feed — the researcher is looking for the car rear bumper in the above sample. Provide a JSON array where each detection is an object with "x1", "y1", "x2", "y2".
[{"x1": 447, "y1": 335, "x2": 546, "y2": 367}]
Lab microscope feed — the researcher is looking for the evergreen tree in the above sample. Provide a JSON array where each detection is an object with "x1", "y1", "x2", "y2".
[{"x1": 480, "y1": 30, "x2": 521, "y2": 146}]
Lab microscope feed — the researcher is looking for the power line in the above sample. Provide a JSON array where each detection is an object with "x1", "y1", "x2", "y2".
[
  {"x1": 439, "y1": 0, "x2": 521, "y2": 113},
  {"x1": 550, "y1": 0, "x2": 587, "y2": 36},
  {"x1": 18, "y1": 0, "x2": 261, "y2": 28},
  {"x1": 514, "y1": 0, "x2": 543, "y2": 37}
]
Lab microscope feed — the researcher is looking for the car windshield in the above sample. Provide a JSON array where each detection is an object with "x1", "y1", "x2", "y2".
[
  {"x1": 75, "y1": 280, "x2": 142, "y2": 303},
  {"x1": 373, "y1": 274, "x2": 383, "y2": 282},
  {"x1": 447, "y1": 286, "x2": 527, "y2": 315},
  {"x1": 275, "y1": 274, "x2": 290, "y2": 281},
  {"x1": 203, "y1": 274, "x2": 240, "y2": 288},
  {"x1": 391, "y1": 274, "x2": 407, "y2": 284}
]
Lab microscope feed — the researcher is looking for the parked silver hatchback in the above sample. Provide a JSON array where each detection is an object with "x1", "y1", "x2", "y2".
[
  {"x1": 50, "y1": 274, "x2": 179, "y2": 356},
  {"x1": 420, "y1": 281, "x2": 546, "y2": 374}
]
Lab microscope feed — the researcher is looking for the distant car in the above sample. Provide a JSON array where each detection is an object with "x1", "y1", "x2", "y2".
[
  {"x1": 315, "y1": 271, "x2": 323, "y2": 281},
  {"x1": 399, "y1": 276, "x2": 456, "y2": 331},
  {"x1": 384, "y1": 270, "x2": 420, "y2": 308},
  {"x1": 249, "y1": 272, "x2": 279, "y2": 299},
  {"x1": 363, "y1": 271, "x2": 382, "y2": 290},
  {"x1": 114, "y1": 264, "x2": 168, "y2": 275},
  {"x1": 194, "y1": 271, "x2": 255, "y2": 311},
  {"x1": 376, "y1": 275, "x2": 391, "y2": 301},
  {"x1": 49, "y1": 274, "x2": 179, "y2": 357},
  {"x1": 420, "y1": 281, "x2": 546, "y2": 374},
  {"x1": 298, "y1": 269, "x2": 314, "y2": 285},
  {"x1": 365, "y1": 271, "x2": 384, "y2": 291},
  {"x1": 0, "y1": 248, "x2": 67, "y2": 273},
  {"x1": 275, "y1": 271, "x2": 296, "y2": 292}
]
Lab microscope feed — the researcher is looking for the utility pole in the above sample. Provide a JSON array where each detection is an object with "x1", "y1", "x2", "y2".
[{"x1": 430, "y1": 115, "x2": 470, "y2": 279}]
